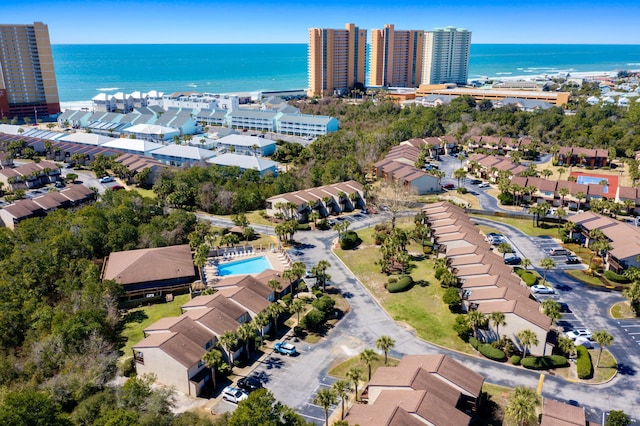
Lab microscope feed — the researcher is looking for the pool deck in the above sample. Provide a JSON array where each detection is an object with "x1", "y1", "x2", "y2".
[{"x1": 201, "y1": 249, "x2": 290, "y2": 285}]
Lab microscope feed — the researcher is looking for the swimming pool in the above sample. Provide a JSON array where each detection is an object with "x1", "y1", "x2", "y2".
[{"x1": 217, "y1": 256, "x2": 273, "y2": 276}]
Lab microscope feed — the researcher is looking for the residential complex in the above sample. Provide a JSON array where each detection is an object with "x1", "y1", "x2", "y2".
[
  {"x1": 422, "y1": 27, "x2": 471, "y2": 85},
  {"x1": 308, "y1": 23, "x2": 367, "y2": 97},
  {"x1": 0, "y1": 22, "x2": 60, "y2": 119},
  {"x1": 369, "y1": 24, "x2": 424, "y2": 88}
]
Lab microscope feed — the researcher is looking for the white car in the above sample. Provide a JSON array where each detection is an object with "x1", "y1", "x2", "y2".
[
  {"x1": 566, "y1": 328, "x2": 592, "y2": 341},
  {"x1": 478, "y1": 182, "x2": 490, "y2": 188},
  {"x1": 99, "y1": 176, "x2": 115, "y2": 183},
  {"x1": 221, "y1": 386, "x2": 248, "y2": 404},
  {"x1": 530, "y1": 284, "x2": 555, "y2": 294}
]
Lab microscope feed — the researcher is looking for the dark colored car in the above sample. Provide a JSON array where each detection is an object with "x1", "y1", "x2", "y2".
[
  {"x1": 566, "y1": 256, "x2": 581, "y2": 264},
  {"x1": 504, "y1": 256, "x2": 522, "y2": 265},
  {"x1": 443, "y1": 183, "x2": 455, "y2": 190},
  {"x1": 558, "y1": 302, "x2": 571, "y2": 313},
  {"x1": 237, "y1": 377, "x2": 262, "y2": 392},
  {"x1": 470, "y1": 179, "x2": 482, "y2": 185}
]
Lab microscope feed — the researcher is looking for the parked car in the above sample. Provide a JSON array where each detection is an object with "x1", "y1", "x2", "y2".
[
  {"x1": 558, "y1": 302, "x2": 571, "y2": 313},
  {"x1": 442, "y1": 183, "x2": 455, "y2": 190},
  {"x1": 566, "y1": 256, "x2": 581, "y2": 264},
  {"x1": 54, "y1": 180, "x2": 65, "y2": 188},
  {"x1": 530, "y1": 284, "x2": 556, "y2": 294},
  {"x1": 574, "y1": 337, "x2": 593, "y2": 349},
  {"x1": 274, "y1": 341, "x2": 297, "y2": 356},
  {"x1": 549, "y1": 248, "x2": 570, "y2": 256},
  {"x1": 504, "y1": 256, "x2": 522, "y2": 265},
  {"x1": 111, "y1": 185, "x2": 125, "y2": 191},
  {"x1": 221, "y1": 386, "x2": 248, "y2": 404},
  {"x1": 99, "y1": 176, "x2": 115, "y2": 183},
  {"x1": 237, "y1": 377, "x2": 262, "y2": 392},
  {"x1": 566, "y1": 328, "x2": 592, "y2": 341},
  {"x1": 478, "y1": 182, "x2": 490, "y2": 188},
  {"x1": 470, "y1": 179, "x2": 482, "y2": 185}
]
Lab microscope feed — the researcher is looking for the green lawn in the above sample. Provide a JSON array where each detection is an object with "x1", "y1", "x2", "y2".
[
  {"x1": 328, "y1": 355, "x2": 400, "y2": 379},
  {"x1": 565, "y1": 269, "x2": 606, "y2": 287},
  {"x1": 590, "y1": 350, "x2": 617, "y2": 382},
  {"x1": 611, "y1": 302, "x2": 637, "y2": 319},
  {"x1": 334, "y1": 224, "x2": 473, "y2": 354},
  {"x1": 118, "y1": 294, "x2": 191, "y2": 363},
  {"x1": 471, "y1": 213, "x2": 556, "y2": 237}
]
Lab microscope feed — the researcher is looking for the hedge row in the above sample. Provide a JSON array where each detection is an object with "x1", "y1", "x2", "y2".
[
  {"x1": 521, "y1": 272, "x2": 538, "y2": 286},
  {"x1": 387, "y1": 276, "x2": 413, "y2": 293},
  {"x1": 603, "y1": 270, "x2": 631, "y2": 283},
  {"x1": 520, "y1": 355, "x2": 568, "y2": 370},
  {"x1": 478, "y1": 344, "x2": 507, "y2": 361},
  {"x1": 510, "y1": 355, "x2": 522, "y2": 365},
  {"x1": 576, "y1": 346, "x2": 593, "y2": 379},
  {"x1": 469, "y1": 337, "x2": 480, "y2": 349}
]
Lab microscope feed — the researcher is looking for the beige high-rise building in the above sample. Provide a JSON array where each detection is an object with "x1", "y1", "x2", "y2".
[
  {"x1": 0, "y1": 22, "x2": 60, "y2": 120},
  {"x1": 422, "y1": 27, "x2": 471, "y2": 86},
  {"x1": 308, "y1": 23, "x2": 367, "y2": 97},
  {"x1": 370, "y1": 24, "x2": 424, "y2": 88}
]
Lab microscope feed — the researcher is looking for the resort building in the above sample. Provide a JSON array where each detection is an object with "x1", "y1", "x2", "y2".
[
  {"x1": 369, "y1": 24, "x2": 424, "y2": 88},
  {"x1": 0, "y1": 160, "x2": 60, "y2": 190},
  {"x1": 215, "y1": 134, "x2": 276, "y2": 156},
  {"x1": 265, "y1": 180, "x2": 364, "y2": 220},
  {"x1": 276, "y1": 113, "x2": 339, "y2": 137},
  {"x1": 150, "y1": 145, "x2": 217, "y2": 167},
  {"x1": 416, "y1": 85, "x2": 571, "y2": 106},
  {"x1": 557, "y1": 147, "x2": 609, "y2": 168},
  {"x1": 346, "y1": 354, "x2": 484, "y2": 426},
  {"x1": 206, "y1": 153, "x2": 279, "y2": 177},
  {"x1": 228, "y1": 109, "x2": 278, "y2": 132},
  {"x1": 421, "y1": 27, "x2": 471, "y2": 86},
  {"x1": 0, "y1": 22, "x2": 60, "y2": 119},
  {"x1": 308, "y1": 23, "x2": 367, "y2": 97}
]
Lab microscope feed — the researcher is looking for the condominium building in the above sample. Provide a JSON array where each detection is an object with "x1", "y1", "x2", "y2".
[
  {"x1": 370, "y1": 24, "x2": 424, "y2": 88},
  {"x1": 308, "y1": 23, "x2": 367, "y2": 97},
  {"x1": 0, "y1": 22, "x2": 60, "y2": 120},
  {"x1": 422, "y1": 27, "x2": 471, "y2": 86}
]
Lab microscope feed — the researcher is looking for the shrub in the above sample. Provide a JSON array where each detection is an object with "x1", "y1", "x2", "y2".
[
  {"x1": 340, "y1": 231, "x2": 361, "y2": 250},
  {"x1": 312, "y1": 289, "x2": 323, "y2": 299},
  {"x1": 576, "y1": 346, "x2": 593, "y2": 379},
  {"x1": 510, "y1": 355, "x2": 522, "y2": 365},
  {"x1": 387, "y1": 275, "x2": 413, "y2": 293},
  {"x1": 312, "y1": 295, "x2": 335, "y2": 314},
  {"x1": 453, "y1": 315, "x2": 472, "y2": 341},
  {"x1": 388, "y1": 277, "x2": 398, "y2": 284},
  {"x1": 281, "y1": 294, "x2": 292, "y2": 305},
  {"x1": 121, "y1": 357, "x2": 136, "y2": 377},
  {"x1": 520, "y1": 355, "x2": 568, "y2": 370},
  {"x1": 434, "y1": 267, "x2": 447, "y2": 280},
  {"x1": 478, "y1": 344, "x2": 507, "y2": 361},
  {"x1": 498, "y1": 192, "x2": 514, "y2": 205},
  {"x1": 469, "y1": 337, "x2": 480, "y2": 350},
  {"x1": 296, "y1": 223, "x2": 311, "y2": 231},
  {"x1": 603, "y1": 270, "x2": 631, "y2": 283},
  {"x1": 300, "y1": 308, "x2": 325, "y2": 330},
  {"x1": 293, "y1": 326, "x2": 303, "y2": 336},
  {"x1": 443, "y1": 287, "x2": 462, "y2": 311},
  {"x1": 521, "y1": 272, "x2": 538, "y2": 286}
]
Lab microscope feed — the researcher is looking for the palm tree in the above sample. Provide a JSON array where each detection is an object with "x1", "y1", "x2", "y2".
[
  {"x1": 558, "y1": 187, "x2": 569, "y2": 208},
  {"x1": 289, "y1": 298, "x2": 306, "y2": 325},
  {"x1": 557, "y1": 167, "x2": 566, "y2": 180},
  {"x1": 489, "y1": 311, "x2": 506, "y2": 340},
  {"x1": 346, "y1": 367, "x2": 364, "y2": 402},
  {"x1": 313, "y1": 388, "x2": 338, "y2": 426},
  {"x1": 453, "y1": 167, "x2": 467, "y2": 187},
  {"x1": 516, "y1": 329, "x2": 539, "y2": 359},
  {"x1": 505, "y1": 386, "x2": 541, "y2": 426},
  {"x1": 521, "y1": 258, "x2": 532, "y2": 270},
  {"x1": 331, "y1": 379, "x2": 353, "y2": 420},
  {"x1": 574, "y1": 191, "x2": 586, "y2": 211},
  {"x1": 592, "y1": 330, "x2": 614, "y2": 368},
  {"x1": 555, "y1": 208, "x2": 567, "y2": 233},
  {"x1": 219, "y1": 330, "x2": 238, "y2": 370},
  {"x1": 237, "y1": 322, "x2": 257, "y2": 358},
  {"x1": 266, "y1": 302, "x2": 285, "y2": 335},
  {"x1": 540, "y1": 257, "x2": 556, "y2": 285},
  {"x1": 557, "y1": 337, "x2": 576, "y2": 358},
  {"x1": 375, "y1": 335, "x2": 396, "y2": 366},
  {"x1": 314, "y1": 260, "x2": 331, "y2": 293},
  {"x1": 253, "y1": 312, "x2": 270, "y2": 346},
  {"x1": 359, "y1": 349, "x2": 379, "y2": 381},
  {"x1": 467, "y1": 310, "x2": 487, "y2": 340},
  {"x1": 622, "y1": 281, "x2": 640, "y2": 314},
  {"x1": 202, "y1": 348, "x2": 224, "y2": 390},
  {"x1": 541, "y1": 299, "x2": 562, "y2": 324},
  {"x1": 268, "y1": 279, "x2": 282, "y2": 300},
  {"x1": 497, "y1": 241, "x2": 513, "y2": 258},
  {"x1": 541, "y1": 168, "x2": 553, "y2": 180}
]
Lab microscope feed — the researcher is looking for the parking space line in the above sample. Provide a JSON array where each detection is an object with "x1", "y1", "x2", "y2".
[{"x1": 300, "y1": 413, "x2": 325, "y2": 422}]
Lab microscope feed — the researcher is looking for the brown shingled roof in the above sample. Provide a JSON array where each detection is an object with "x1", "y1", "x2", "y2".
[
  {"x1": 103, "y1": 244, "x2": 195, "y2": 285},
  {"x1": 540, "y1": 398, "x2": 586, "y2": 426}
]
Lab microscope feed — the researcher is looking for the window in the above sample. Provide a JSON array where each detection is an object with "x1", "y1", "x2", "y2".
[{"x1": 134, "y1": 351, "x2": 144, "y2": 364}]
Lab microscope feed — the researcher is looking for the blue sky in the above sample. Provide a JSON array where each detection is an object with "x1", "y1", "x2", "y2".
[{"x1": 5, "y1": 0, "x2": 640, "y2": 44}]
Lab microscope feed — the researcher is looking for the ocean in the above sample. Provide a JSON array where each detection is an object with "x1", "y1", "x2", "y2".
[{"x1": 52, "y1": 44, "x2": 640, "y2": 103}]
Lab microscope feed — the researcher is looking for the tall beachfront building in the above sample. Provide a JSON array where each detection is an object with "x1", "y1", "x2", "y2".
[
  {"x1": 422, "y1": 26, "x2": 471, "y2": 86},
  {"x1": 369, "y1": 24, "x2": 424, "y2": 88},
  {"x1": 308, "y1": 23, "x2": 367, "y2": 97},
  {"x1": 0, "y1": 22, "x2": 60, "y2": 120}
]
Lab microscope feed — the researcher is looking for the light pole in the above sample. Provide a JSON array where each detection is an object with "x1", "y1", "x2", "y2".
[{"x1": 34, "y1": 107, "x2": 37, "y2": 125}]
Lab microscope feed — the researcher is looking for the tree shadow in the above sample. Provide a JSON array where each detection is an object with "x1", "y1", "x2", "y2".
[
  {"x1": 122, "y1": 310, "x2": 148, "y2": 325},
  {"x1": 617, "y1": 363, "x2": 636, "y2": 376},
  {"x1": 415, "y1": 279, "x2": 429, "y2": 288},
  {"x1": 260, "y1": 355, "x2": 287, "y2": 370},
  {"x1": 471, "y1": 391, "x2": 503, "y2": 425}
]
